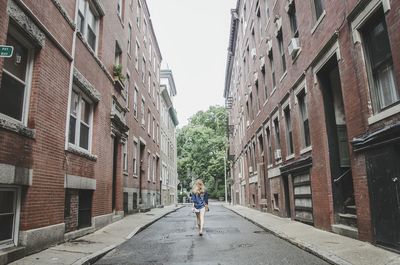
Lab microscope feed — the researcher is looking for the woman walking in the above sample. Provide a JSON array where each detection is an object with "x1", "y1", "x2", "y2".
[{"x1": 191, "y1": 179, "x2": 208, "y2": 236}]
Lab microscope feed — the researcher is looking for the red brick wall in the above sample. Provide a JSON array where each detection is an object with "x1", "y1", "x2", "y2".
[{"x1": 64, "y1": 189, "x2": 78, "y2": 233}]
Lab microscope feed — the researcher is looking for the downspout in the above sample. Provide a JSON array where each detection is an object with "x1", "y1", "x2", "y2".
[{"x1": 64, "y1": 0, "x2": 80, "y2": 188}]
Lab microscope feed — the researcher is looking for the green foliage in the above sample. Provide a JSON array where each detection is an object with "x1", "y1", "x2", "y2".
[
  {"x1": 177, "y1": 105, "x2": 228, "y2": 198},
  {"x1": 113, "y1": 64, "x2": 125, "y2": 82}
]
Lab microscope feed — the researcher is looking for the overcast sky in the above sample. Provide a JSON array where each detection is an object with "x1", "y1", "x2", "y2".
[{"x1": 147, "y1": 0, "x2": 237, "y2": 127}]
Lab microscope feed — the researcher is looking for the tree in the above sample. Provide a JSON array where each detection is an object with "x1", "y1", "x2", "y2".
[{"x1": 177, "y1": 106, "x2": 227, "y2": 198}]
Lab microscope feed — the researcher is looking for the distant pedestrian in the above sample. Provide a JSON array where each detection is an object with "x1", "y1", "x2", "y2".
[{"x1": 191, "y1": 179, "x2": 209, "y2": 236}]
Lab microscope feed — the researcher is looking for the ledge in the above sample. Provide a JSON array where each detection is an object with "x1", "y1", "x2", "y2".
[
  {"x1": 73, "y1": 68, "x2": 101, "y2": 103},
  {"x1": 50, "y1": 0, "x2": 76, "y2": 29},
  {"x1": 0, "y1": 116, "x2": 35, "y2": 139},
  {"x1": 280, "y1": 156, "x2": 313, "y2": 175},
  {"x1": 66, "y1": 146, "x2": 97, "y2": 161}
]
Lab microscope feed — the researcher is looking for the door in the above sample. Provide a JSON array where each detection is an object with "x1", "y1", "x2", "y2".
[
  {"x1": 367, "y1": 146, "x2": 400, "y2": 250},
  {"x1": 78, "y1": 190, "x2": 92, "y2": 229}
]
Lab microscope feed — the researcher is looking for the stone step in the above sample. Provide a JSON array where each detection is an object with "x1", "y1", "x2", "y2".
[
  {"x1": 346, "y1": 205, "x2": 357, "y2": 215},
  {"x1": 0, "y1": 246, "x2": 25, "y2": 264},
  {"x1": 338, "y1": 213, "x2": 358, "y2": 227},
  {"x1": 332, "y1": 224, "x2": 359, "y2": 239}
]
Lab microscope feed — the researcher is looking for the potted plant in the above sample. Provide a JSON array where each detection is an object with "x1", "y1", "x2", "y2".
[{"x1": 113, "y1": 64, "x2": 125, "y2": 82}]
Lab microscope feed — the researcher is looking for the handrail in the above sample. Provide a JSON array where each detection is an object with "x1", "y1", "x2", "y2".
[{"x1": 334, "y1": 168, "x2": 351, "y2": 183}]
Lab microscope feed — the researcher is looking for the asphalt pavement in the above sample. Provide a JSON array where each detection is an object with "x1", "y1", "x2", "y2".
[{"x1": 96, "y1": 205, "x2": 329, "y2": 265}]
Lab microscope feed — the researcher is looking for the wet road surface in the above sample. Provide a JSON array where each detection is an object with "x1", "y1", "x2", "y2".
[{"x1": 96, "y1": 205, "x2": 329, "y2": 265}]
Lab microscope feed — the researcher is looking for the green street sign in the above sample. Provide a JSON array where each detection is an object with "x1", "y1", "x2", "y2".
[{"x1": 0, "y1": 45, "x2": 14, "y2": 58}]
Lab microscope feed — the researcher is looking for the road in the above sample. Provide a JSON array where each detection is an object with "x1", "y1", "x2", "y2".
[{"x1": 96, "y1": 205, "x2": 329, "y2": 265}]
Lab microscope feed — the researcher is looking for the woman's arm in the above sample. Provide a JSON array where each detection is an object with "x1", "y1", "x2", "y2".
[{"x1": 204, "y1": 192, "x2": 209, "y2": 205}]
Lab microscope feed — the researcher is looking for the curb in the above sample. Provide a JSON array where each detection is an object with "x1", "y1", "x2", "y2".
[
  {"x1": 223, "y1": 205, "x2": 352, "y2": 265},
  {"x1": 76, "y1": 205, "x2": 184, "y2": 265}
]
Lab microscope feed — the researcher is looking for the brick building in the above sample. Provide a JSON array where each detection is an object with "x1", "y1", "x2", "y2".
[
  {"x1": 0, "y1": 0, "x2": 163, "y2": 261},
  {"x1": 160, "y1": 69, "x2": 179, "y2": 206},
  {"x1": 224, "y1": 0, "x2": 400, "y2": 251}
]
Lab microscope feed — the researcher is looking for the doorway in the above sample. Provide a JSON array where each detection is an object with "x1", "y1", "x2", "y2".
[
  {"x1": 78, "y1": 190, "x2": 92, "y2": 229},
  {"x1": 367, "y1": 144, "x2": 400, "y2": 250},
  {"x1": 317, "y1": 56, "x2": 355, "y2": 225},
  {"x1": 112, "y1": 137, "x2": 119, "y2": 211}
]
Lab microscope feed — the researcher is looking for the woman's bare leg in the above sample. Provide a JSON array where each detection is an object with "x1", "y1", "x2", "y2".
[
  {"x1": 196, "y1": 213, "x2": 200, "y2": 230},
  {"x1": 199, "y1": 210, "x2": 205, "y2": 235}
]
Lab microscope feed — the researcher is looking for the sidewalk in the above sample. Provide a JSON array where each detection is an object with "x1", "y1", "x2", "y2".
[
  {"x1": 224, "y1": 204, "x2": 400, "y2": 265},
  {"x1": 10, "y1": 205, "x2": 182, "y2": 265}
]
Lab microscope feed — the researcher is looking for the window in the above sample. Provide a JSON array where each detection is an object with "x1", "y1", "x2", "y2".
[
  {"x1": 297, "y1": 91, "x2": 311, "y2": 147},
  {"x1": 117, "y1": 0, "x2": 123, "y2": 18},
  {"x1": 127, "y1": 23, "x2": 132, "y2": 55},
  {"x1": 148, "y1": 72, "x2": 151, "y2": 94},
  {"x1": 157, "y1": 124, "x2": 159, "y2": 143},
  {"x1": 133, "y1": 141, "x2": 138, "y2": 175},
  {"x1": 361, "y1": 8, "x2": 399, "y2": 112},
  {"x1": 266, "y1": 127, "x2": 272, "y2": 165},
  {"x1": 141, "y1": 98, "x2": 145, "y2": 126},
  {"x1": 133, "y1": 87, "x2": 138, "y2": 118},
  {"x1": 313, "y1": 0, "x2": 324, "y2": 21},
  {"x1": 0, "y1": 188, "x2": 18, "y2": 244},
  {"x1": 265, "y1": 0, "x2": 270, "y2": 20},
  {"x1": 135, "y1": 41, "x2": 140, "y2": 71},
  {"x1": 78, "y1": 0, "x2": 99, "y2": 52},
  {"x1": 69, "y1": 88, "x2": 93, "y2": 151},
  {"x1": 114, "y1": 41, "x2": 122, "y2": 66},
  {"x1": 152, "y1": 117, "x2": 155, "y2": 139},
  {"x1": 269, "y1": 52, "x2": 276, "y2": 89},
  {"x1": 273, "y1": 117, "x2": 281, "y2": 150},
  {"x1": 147, "y1": 110, "x2": 151, "y2": 134},
  {"x1": 136, "y1": 0, "x2": 141, "y2": 29},
  {"x1": 284, "y1": 106, "x2": 294, "y2": 155},
  {"x1": 255, "y1": 83, "x2": 261, "y2": 112},
  {"x1": 152, "y1": 156, "x2": 156, "y2": 182},
  {"x1": 123, "y1": 142, "x2": 128, "y2": 172},
  {"x1": 0, "y1": 31, "x2": 32, "y2": 124},
  {"x1": 147, "y1": 152, "x2": 151, "y2": 181},
  {"x1": 249, "y1": 92, "x2": 254, "y2": 120},
  {"x1": 142, "y1": 58, "x2": 146, "y2": 83},
  {"x1": 277, "y1": 33, "x2": 286, "y2": 74},
  {"x1": 288, "y1": 3, "x2": 298, "y2": 37}
]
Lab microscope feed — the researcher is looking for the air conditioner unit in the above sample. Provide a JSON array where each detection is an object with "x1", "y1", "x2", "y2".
[
  {"x1": 251, "y1": 48, "x2": 257, "y2": 59},
  {"x1": 249, "y1": 166, "x2": 253, "y2": 173},
  {"x1": 267, "y1": 40, "x2": 273, "y2": 55},
  {"x1": 288, "y1": 38, "x2": 300, "y2": 57},
  {"x1": 274, "y1": 149, "x2": 282, "y2": 160},
  {"x1": 246, "y1": 120, "x2": 250, "y2": 127}
]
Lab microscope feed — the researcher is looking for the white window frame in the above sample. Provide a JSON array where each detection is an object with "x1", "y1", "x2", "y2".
[
  {"x1": 77, "y1": 0, "x2": 100, "y2": 53},
  {"x1": 0, "y1": 187, "x2": 21, "y2": 248},
  {"x1": 135, "y1": 40, "x2": 140, "y2": 71},
  {"x1": 133, "y1": 86, "x2": 138, "y2": 118},
  {"x1": 117, "y1": 0, "x2": 123, "y2": 18},
  {"x1": 350, "y1": 0, "x2": 398, "y2": 124},
  {"x1": 133, "y1": 139, "x2": 138, "y2": 176},
  {"x1": 147, "y1": 152, "x2": 151, "y2": 181},
  {"x1": 68, "y1": 86, "x2": 94, "y2": 153},
  {"x1": 0, "y1": 27, "x2": 34, "y2": 127},
  {"x1": 123, "y1": 141, "x2": 128, "y2": 172}
]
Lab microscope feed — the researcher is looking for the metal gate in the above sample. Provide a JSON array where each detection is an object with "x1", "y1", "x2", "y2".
[{"x1": 367, "y1": 146, "x2": 400, "y2": 250}]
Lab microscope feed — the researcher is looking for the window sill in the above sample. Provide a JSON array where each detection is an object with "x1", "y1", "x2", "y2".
[
  {"x1": 368, "y1": 103, "x2": 400, "y2": 125},
  {"x1": 133, "y1": 174, "x2": 138, "y2": 178},
  {"x1": 292, "y1": 49, "x2": 302, "y2": 63},
  {"x1": 279, "y1": 71, "x2": 287, "y2": 83},
  {"x1": 67, "y1": 145, "x2": 97, "y2": 161},
  {"x1": 147, "y1": 179, "x2": 151, "y2": 183},
  {"x1": 0, "y1": 115, "x2": 35, "y2": 139},
  {"x1": 300, "y1": 146, "x2": 312, "y2": 155},
  {"x1": 263, "y1": 99, "x2": 269, "y2": 107},
  {"x1": 270, "y1": 87, "x2": 277, "y2": 97},
  {"x1": 311, "y1": 10, "x2": 326, "y2": 35},
  {"x1": 123, "y1": 171, "x2": 129, "y2": 176},
  {"x1": 286, "y1": 154, "x2": 295, "y2": 161}
]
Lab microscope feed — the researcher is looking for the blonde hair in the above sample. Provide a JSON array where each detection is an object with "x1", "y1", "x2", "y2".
[{"x1": 192, "y1": 179, "x2": 206, "y2": 195}]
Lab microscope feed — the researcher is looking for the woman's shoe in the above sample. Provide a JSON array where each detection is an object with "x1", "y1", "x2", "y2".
[{"x1": 199, "y1": 231, "x2": 203, "y2": 236}]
